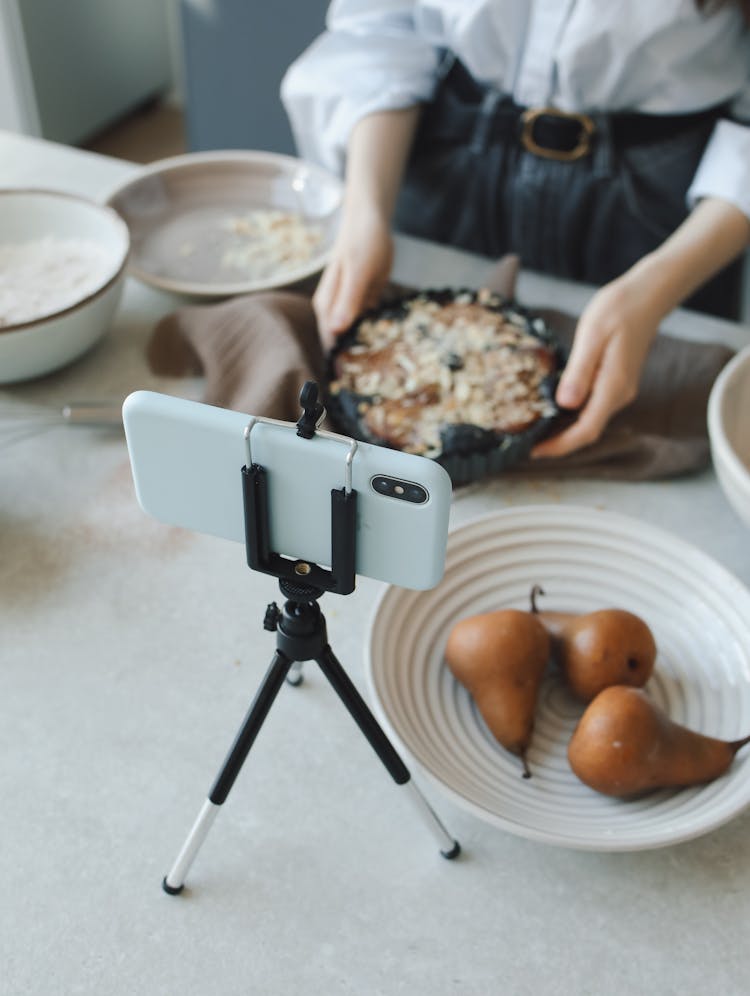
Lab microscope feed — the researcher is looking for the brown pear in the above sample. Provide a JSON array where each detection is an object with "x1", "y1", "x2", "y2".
[
  {"x1": 568, "y1": 685, "x2": 750, "y2": 797},
  {"x1": 444, "y1": 609, "x2": 550, "y2": 777},
  {"x1": 529, "y1": 585, "x2": 656, "y2": 702}
]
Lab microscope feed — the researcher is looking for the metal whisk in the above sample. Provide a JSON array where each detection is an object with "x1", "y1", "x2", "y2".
[{"x1": 0, "y1": 399, "x2": 123, "y2": 451}]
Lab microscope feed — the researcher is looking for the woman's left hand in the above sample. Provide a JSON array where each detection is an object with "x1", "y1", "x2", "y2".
[
  {"x1": 531, "y1": 274, "x2": 660, "y2": 459},
  {"x1": 533, "y1": 197, "x2": 750, "y2": 459}
]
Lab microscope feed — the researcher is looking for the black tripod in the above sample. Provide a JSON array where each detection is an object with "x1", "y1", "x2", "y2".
[{"x1": 162, "y1": 385, "x2": 459, "y2": 894}]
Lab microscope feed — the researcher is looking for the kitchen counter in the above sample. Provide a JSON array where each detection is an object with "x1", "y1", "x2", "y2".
[{"x1": 1, "y1": 129, "x2": 749, "y2": 996}]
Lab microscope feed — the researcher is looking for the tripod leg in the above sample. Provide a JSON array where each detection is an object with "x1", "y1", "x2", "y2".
[
  {"x1": 316, "y1": 646, "x2": 460, "y2": 859},
  {"x1": 163, "y1": 649, "x2": 294, "y2": 894},
  {"x1": 286, "y1": 661, "x2": 304, "y2": 686}
]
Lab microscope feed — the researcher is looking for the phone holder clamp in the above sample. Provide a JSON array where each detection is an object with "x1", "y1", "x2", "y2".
[
  {"x1": 295, "y1": 380, "x2": 326, "y2": 439},
  {"x1": 241, "y1": 406, "x2": 358, "y2": 597}
]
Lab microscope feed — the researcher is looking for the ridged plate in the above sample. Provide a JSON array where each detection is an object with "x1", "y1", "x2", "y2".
[{"x1": 365, "y1": 505, "x2": 750, "y2": 850}]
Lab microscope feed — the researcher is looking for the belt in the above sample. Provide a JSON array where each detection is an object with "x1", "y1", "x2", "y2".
[
  {"x1": 518, "y1": 104, "x2": 724, "y2": 161},
  {"x1": 520, "y1": 108, "x2": 595, "y2": 162},
  {"x1": 439, "y1": 60, "x2": 726, "y2": 163}
]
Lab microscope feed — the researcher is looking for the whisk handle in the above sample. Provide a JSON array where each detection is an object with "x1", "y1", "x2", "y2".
[{"x1": 61, "y1": 401, "x2": 123, "y2": 426}]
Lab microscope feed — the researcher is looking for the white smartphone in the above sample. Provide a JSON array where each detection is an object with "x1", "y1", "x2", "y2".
[{"x1": 122, "y1": 391, "x2": 452, "y2": 590}]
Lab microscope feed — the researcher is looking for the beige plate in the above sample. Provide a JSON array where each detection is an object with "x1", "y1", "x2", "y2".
[{"x1": 105, "y1": 150, "x2": 343, "y2": 297}]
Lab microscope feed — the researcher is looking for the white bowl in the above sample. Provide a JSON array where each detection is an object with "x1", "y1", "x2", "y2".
[
  {"x1": 366, "y1": 505, "x2": 750, "y2": 851},
  {"x1": 105, "y1": 150, "x2": 343, "y2": 297},
  {"x1": 0, "y1": 189, "x2": 130, "y2": 384},
  {"x1": 708, "y1": 344, "x2": 750, "y2": 528}
]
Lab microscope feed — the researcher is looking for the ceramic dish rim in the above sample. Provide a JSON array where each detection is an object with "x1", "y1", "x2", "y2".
[{"x1": 708, "y1": 344, "x2": 750, "y2": 489}]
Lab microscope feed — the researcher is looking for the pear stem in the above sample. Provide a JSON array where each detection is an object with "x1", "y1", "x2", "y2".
[
  {"x1": 521, "y1": 753, "x2": 531, "y2": 779},
  {"x1": 529, "y1": 584, "x2": 545, "y2": 614},
  {"x1": 730, "y1": 734, "x2": 750, "y2": 754}
]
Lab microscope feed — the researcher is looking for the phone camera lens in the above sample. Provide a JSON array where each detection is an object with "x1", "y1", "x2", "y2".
[{"x1": 372, "y1": 475, "x2": 428, "y2": 503}]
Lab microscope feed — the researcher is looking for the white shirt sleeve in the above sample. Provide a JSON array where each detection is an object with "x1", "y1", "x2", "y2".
[
  {"x1": 687, "y1": 77, "x2": 750, "y2": 222},
  {"x1": 281, "y1": 2, "x2": 441, "y2": 175}
]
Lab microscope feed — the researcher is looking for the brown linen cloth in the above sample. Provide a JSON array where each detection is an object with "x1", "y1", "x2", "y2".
[{"x1": 147, "y1": 257, "x2": 734, "y2": 481}]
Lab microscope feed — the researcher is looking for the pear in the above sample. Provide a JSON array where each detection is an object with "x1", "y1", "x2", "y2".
[
  {"x1": 529, "y1": 585, "x2": 656, "y2": 702},
  {"x1": 444, "y1": 609, "x2": 550, "y2": 778},
  {"x1": 568, "y1": 685, "x2": 750, "y2": 797}
]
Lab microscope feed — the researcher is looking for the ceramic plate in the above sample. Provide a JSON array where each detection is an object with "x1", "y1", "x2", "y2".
[
  {"x1": 365, "y1": 505, "x2": 750, "y2": 851},
  {"x1": 106, "y1": 150, "x2": 343, "y2": 296}
]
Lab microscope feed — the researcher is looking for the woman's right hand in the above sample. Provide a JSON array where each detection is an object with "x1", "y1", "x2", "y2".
[
  {"x1": 313, "y1": 207, "x2": 394, "y2": 349},
  {"x1": 313, "y1": 106, "x2": 422, "y2": 348}
]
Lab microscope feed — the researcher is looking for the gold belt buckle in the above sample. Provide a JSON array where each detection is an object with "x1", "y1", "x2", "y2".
[{"x1": 520, "y1": 107, "x2": 595, "y2": 162}]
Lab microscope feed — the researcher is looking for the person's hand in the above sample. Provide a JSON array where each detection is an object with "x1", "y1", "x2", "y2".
[
  {"x1": 533, "y1": 198, "x2": 750, "y2": 458},
  {"x1": 313, "y1": 106, "x2": 423, "y2": 349},
  {"x1": 532, "y1": 274, "x2": 660, "y2": 459},
  {"x1": 313, "y1": 208, "x2": 393, "y2": 350}
]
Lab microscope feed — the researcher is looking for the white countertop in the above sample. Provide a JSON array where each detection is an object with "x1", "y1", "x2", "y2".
[{"x1": 2, "y1": 129, "x2": 750, "y2": 996}]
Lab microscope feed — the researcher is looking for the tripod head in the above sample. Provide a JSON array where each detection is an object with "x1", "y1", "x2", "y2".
[
  {"x1": 277, "y1": 576, "x2": 325, "y2": 602},
  {"x1": 262, "y1": 576, "x2": 329, "y2": 671}
]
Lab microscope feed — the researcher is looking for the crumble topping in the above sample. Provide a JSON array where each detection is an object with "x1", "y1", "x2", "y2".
[{"x1": 329, "y1": 290, "x2": 558, "y2": 457}]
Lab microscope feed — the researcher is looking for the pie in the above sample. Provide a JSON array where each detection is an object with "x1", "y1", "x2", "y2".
[{"x1": 326, "y1": 288, "x2": 563, "y2": 483}]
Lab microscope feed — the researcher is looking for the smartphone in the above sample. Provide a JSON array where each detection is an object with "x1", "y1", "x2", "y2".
[{"x1": 122, "y1": 391, "x2": 452, "y2": 590}]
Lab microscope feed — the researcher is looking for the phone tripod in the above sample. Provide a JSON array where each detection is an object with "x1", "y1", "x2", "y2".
[{"x1": 162, "y1": 385, "x2": 459, "y2": 894}]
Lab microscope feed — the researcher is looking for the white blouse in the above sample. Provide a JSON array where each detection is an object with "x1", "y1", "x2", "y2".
[{"x1": 281, "y1": 0, "x2": 750, "y2": 221}]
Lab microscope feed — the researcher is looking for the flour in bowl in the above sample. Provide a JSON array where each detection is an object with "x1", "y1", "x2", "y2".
[{"x1": 0, "y1": 236, "x2": 119, "y2": 328}]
